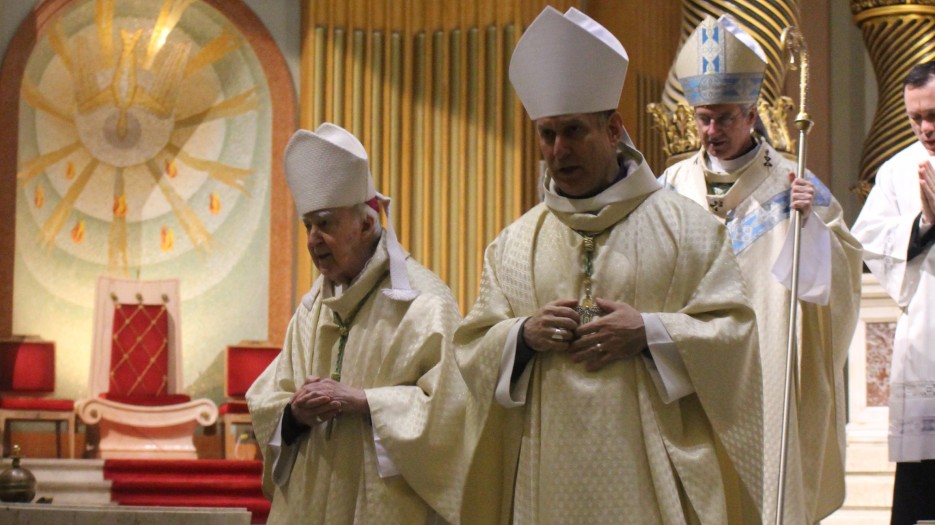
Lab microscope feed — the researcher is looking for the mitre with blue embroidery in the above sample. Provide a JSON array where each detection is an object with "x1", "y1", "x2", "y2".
[
  {"x1": 675, "y1": 15, "x2": 767, "y2": 107},
  {"x1": 509, "y1": 6, "x2": 628, "y2": 119}
]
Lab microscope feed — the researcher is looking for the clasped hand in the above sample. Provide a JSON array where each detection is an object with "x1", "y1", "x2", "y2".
[
  {"x1": 919, "y1": 160, "x2": 935, "y2": 225},
  {"x1": 290, "y1": 376, "x2": 368, "y2": 427},
  {"x1": 522, "y1": 298, "x2": 648, "y2": 372}
]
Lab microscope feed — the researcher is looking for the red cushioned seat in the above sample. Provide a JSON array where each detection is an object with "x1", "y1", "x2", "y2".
[
  {"x1": 0, "y1": 397, "x2": 74, "y2": 411},
  {"x1": 220, "y1": 343, "x2": 279, "y2": 459},
  {"x1": 226, "y1": 346, "x2": 280, "y2": 398},
  {"x1": 0, "y1": 340, "x2": 56, "y2": 393},
  {"x1": 101, "y1": 394, "x2": 192, "y2": 407},
  {"x1": 0, "y1": 338, "x2": 75, "y2": 459},
  {"x1": 218, "y1": 401, "x2": 249, "y2": 416}
]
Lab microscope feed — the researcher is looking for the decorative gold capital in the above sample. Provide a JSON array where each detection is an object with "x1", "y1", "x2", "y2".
[
  {"x1": 851, "y1": 179, "x2": 874, "y2": 201},
  {"x1": 758, "y1": 97, "x2": 796, "y2": 153},
  {"x1": 647, "y1": 102, "x2": 699, "y2": 160},
  {"x1": 851, "y1": 0, "x2": 935, "y2": 16}
]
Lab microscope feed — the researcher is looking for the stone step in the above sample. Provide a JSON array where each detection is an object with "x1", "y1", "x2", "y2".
[
  {"x1": 821, "y1": 508, "x2": 891, "y2": 525},
  {"x1": 9, "y1": 458, "x2": 105, "y2": 482},
  {"x1": 0, "y1": 458, "x2": 111, "y2": 506},
  {"x1": 841, "y1": 472, "x2": 894, "y2": 510},
  {"x1": 1, "y1": 503, "x2": 251, "y2": 525},
  {"x1": 846, "y1": 441, "x2": 895, "y2": 473}
]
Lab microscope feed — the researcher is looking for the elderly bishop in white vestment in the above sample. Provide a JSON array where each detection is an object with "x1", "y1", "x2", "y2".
[{"x1": 247, "y1": 124, "x2": 473, "y2": 525}]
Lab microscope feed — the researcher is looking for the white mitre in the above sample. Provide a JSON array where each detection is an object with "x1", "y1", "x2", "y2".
[
  {"x1": 675, "y1": 15, "x2": 767, "y2": 107},
  {"x1": 509, "y1": 6, "x2": 628, "y2": 119},
  {"x1": 284, "y1": 123, "x2": 418, "y2": 301}
]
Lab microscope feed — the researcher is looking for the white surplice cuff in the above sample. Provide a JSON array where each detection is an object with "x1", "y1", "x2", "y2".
[
  {"x1": 771, "y1": 212, "x2": 832, "y2": 305},
  {"x1": 494, "y1": 319, "x2": 532, "y2": 408},
  {"x1": 271, "y1": 412, "x2": 300, "y2": 486},
  {"x1": 372, "y1": 420, "x2": 401, "y2": 478},
  {"x1": 642, "y1": 313, "x2": 694, "y2": 403},
  {"x1": 920, "y1": 217, "x2": 933, "y2": 236}
]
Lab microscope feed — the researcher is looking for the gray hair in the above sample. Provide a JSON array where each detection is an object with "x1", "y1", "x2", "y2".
[{"x1": 353, "y1": 202, "x2": 383, "y2": 236}]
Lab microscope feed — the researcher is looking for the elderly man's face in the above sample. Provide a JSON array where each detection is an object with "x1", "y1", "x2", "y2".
[
  {"x1": 303, "y1": 207, "x2": 374, "y2": 286},
  {"x1": 905, "y1": 79, "x2": 935, "y2": 155},
  {"x1": 694, "y1": 103, "x2": 757, "y2": 161},
  {"x1": 536, "y1": 111, "x2": 623, "y2": 198}
]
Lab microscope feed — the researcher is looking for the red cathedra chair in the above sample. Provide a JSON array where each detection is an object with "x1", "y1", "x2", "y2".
[
  {"x1": 220, "y1": 342, "x2": 279, "y2": 459},
  {"x1": 0, "y1": 337, "x2": 75, "y2": 458},
  {"x1": 75, "y1": 277, "x2": 217, "y2": 459}
]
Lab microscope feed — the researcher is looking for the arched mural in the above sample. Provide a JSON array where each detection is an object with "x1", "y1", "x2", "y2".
[{"x1": 5, "y1": 0, "x2": 295, "y2": 401}]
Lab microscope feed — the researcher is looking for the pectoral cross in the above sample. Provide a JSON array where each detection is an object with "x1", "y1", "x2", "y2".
[
  {"x1": 576, "y1": 233, "x2": 603, "y2": 325},
  {"x1": 577, "y1": 296, "x2": 602, "y2": 325},
  {"x1": 322, "y1": 276, "x2": 386, "y2": 441},
  {"x1": 326, "y1": 322, "x2": 350, "y2": 440}
]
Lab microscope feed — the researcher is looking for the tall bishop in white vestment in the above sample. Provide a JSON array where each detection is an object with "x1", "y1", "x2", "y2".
[{"x1": 456, "y1": 7, "x2": 765, "y2": 525}]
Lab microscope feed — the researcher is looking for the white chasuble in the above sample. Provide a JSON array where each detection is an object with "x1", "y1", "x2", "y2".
[
  {"x1": 853, "y1": 141, "x2": 935, "y2": 463},
  {"x1": 456, "y1": 155, "x2": 764, "y2": 525},
  {"x1": 247, "y1": 235, "x2": 472, "y2": 525},
  {"x1": 662, "y1": 143, "x2": 863, "y2": 524}
]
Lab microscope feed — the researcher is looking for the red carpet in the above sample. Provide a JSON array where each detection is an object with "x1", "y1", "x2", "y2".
[{"x1": 103, "y1": 459, "x2": 270, "y2": 524}]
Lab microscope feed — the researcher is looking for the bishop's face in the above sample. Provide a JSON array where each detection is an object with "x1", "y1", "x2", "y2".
[
  {"x1": 905, "y1": 80, "x2": 935, "y2": 155},
  {"x1": 694, "y1": 103, "x2": 758, "y2": 161},
  {"x1": 536, "y1": 111, "x2": 623, "y2": 198},
  {"x1": 303, "y1": 206, "x2": 374, "y2": 286}
]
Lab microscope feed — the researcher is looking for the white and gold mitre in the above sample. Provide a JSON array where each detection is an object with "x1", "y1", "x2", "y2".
[
  {"x1": 675, "y1": 15, "x2": 767, "y2": 107},
  {"x1": 284, "y1": 123, "x2": 418, "y2": 301},
  {"x1": 284, "y1": 123, "x2": 377, "y2": 217},
  {"x1": 509, "y1": 6, "x2": 628, "y2": 120}
]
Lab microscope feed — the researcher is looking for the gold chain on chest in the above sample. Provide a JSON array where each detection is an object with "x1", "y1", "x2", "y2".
[
  {"x1": 574, "y1": 231, "x2": 604, "y2": 324},
  {"x1": 323, "y1": 271, "x2": 387, "y2": 439},
  {"x1": 328, "y1": 271, "x2": 388, "y2": 382}
]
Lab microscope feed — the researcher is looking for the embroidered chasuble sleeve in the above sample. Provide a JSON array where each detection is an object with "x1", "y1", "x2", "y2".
[
  {"x1": 247, "y1": 313, "x2": 307, "y2": 499},
  {"x1": 366, "y1": 262, "x2": 474, "y2": 524},
  {"x1": 453, "y1": 217, "x2": 540, "y2": 525},
  {"x1": 648, "y1": 201, "x2": 764, "y2": 516},
  {"x1": 455, "y1": 217, "x2": 537, "y2": 410}
]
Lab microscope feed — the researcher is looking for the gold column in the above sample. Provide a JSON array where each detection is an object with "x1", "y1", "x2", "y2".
[
  {"x1": 851, "y1": 1, "x2": 935, "y2": 199},
  {"x1": 299, "y1": 1, "x2": 573, "y2": 313},
  {"x1": 648, "y1": 0, "x2": 800, "y2": 164}
]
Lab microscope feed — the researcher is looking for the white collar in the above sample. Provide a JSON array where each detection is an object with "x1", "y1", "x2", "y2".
[
  {"x1": 543, "y1": 139, "x2": 660, "y2": 214},
  {"x1": 706, "y1": 140, "x2": 762, "y2": 174}
]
